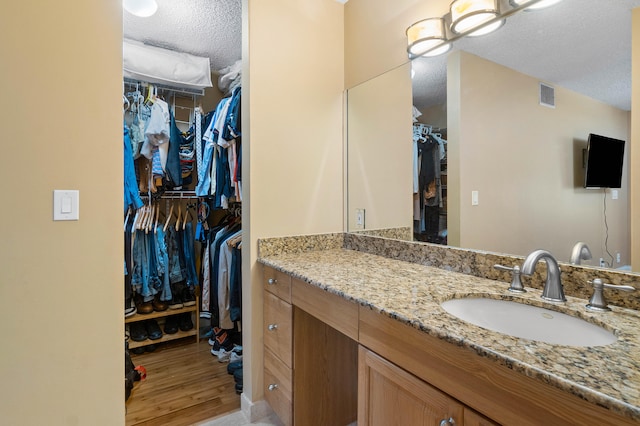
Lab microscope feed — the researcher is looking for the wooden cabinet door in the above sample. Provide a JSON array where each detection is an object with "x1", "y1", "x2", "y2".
[{"x1": 359, "y1": 346, "x2": 463, "y2": 426}]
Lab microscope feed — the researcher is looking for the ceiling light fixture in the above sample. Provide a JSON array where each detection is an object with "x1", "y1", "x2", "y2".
[
  {"x1": 509, "y1": 0, "x2": 563, "y2": 11},
  {"x1": 123, "y1": 0, "x2": 158, "y2": 18},
  {"x1": 407, "y1": 18, "x2": 452, "y2": 58},
  {"x1": 450, "y1": 0, "x2": 504, "y2": 37},
  {"x1": 406, "y1": 0, "x2": 563, "y2": 59}
]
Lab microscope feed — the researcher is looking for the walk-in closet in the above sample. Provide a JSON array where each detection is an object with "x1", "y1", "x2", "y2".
[{"x1": 122, "y1": 1, "x2": 243, "y2": 424}]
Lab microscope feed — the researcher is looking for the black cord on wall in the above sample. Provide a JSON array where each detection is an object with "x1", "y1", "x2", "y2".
[{"x1": 603, "y1": 190, "x2": 614, "y2": 267}]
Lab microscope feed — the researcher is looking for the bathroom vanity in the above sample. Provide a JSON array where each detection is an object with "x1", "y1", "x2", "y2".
[{"x1": 258, "y1": 233, "x2": 640, "y2": 425}]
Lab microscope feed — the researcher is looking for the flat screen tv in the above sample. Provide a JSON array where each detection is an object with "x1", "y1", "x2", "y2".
[{"x1": 584, "y1": 133, "x2": 625, "y2": 189}]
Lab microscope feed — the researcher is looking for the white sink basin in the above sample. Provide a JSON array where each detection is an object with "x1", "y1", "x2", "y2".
[{"x1": 441, "y1": 298, "x2": 616, "y2": 347}]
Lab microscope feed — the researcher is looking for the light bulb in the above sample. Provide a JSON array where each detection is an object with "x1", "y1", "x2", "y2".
[{"x1": 123, "y1": 0, "x2": 158, "y2": 18}]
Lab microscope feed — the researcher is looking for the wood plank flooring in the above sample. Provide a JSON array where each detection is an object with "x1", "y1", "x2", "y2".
[{"x1": 126, "y1": 338, "x2": 240, "y2": 426}]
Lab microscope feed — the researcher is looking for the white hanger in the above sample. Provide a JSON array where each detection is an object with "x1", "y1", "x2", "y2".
[{"x1": 163, "y1": 204, "x2": 174, "y2": 233}]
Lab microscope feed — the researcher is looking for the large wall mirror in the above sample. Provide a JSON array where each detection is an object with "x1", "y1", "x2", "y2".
[{"x1": 347, "y1": 0, "x2": 640, "y2": 271}]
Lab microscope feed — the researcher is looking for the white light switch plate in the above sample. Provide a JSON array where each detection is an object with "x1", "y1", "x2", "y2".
[
  {"x1": 53, "y1": 190, "x2": 79, "y2": 221},
  {"x1": 355, "y1": 208, "x2": 365, "y2": 229}
]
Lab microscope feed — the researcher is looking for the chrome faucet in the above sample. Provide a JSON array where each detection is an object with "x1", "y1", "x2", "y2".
[
  {"x1": 521, "y1": 249, "x2": 566, "y2": 302},
  {"x1": 570, "y1": 241, "x2": 592, "y2": 265}
]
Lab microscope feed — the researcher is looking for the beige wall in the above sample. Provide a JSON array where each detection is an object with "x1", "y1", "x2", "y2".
[
  {"x1": 344, "y1": 0, "x2": 451, "y2": 89},
  {"x1": 449, "y1": 52, "x2": 631, "y2": 266},
  {"x1": 632, "y1": 9, "x2": 640, "y2": 270},
  {"x1": 0, "y1": 2, "x2": 123, "y2": 425},
  {"x1": 347, "y1": 63, "x2": 413, "y2": 232},
  {"x1": 243, "y1": 0, "x2": 345, "y2": 402}
]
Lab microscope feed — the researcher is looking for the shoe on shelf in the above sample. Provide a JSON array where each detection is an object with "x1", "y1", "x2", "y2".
[
  {"x1": 152, "y1": 295, "x2": 168, "y2": 312},
  {"x1": 168, "y1": 282, "x2": 185, "y2": 309},
  {"x1": 135, "y1": 294, "x2": 154, "y2": 314},
  {"x1": 164, "y1": 315, "x2": 179, "y2": 334},
  {"x1": 129, "y1": 321, "x2": 148, "y2": 342},
  {"x1": 182, "y1": 287, "x2": 196, "y2": 307},
  {"x1": 130, "y1": 346, "x2": 145, "y2": 355},
  {"x1": 145, "y1": 319, "x2": 163, "y2": 340},
  {"x1": 178, "y1": 313, "x2": 194, "y2": 331},
  {"x1": 145, "y1": 344, "x2": 157, "y2": 352},
  {"x1": 125, "y1": 296, "x2": 137, "y2": 318}
]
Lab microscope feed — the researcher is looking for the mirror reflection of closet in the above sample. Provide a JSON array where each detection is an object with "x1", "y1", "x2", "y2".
[{"x1": 413, "y1": 109, "x2": 447, "y2": 244}]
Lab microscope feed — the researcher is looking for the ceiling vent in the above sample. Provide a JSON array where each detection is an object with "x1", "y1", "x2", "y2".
[{"x1": 539, "y1": 82, "x2": 555, "y2": 108}]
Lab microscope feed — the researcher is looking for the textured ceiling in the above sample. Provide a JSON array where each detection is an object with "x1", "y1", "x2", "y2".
[
  {"x1": 124, "y1": 0, "x2": 639, "y2": 111},
  {"x1": 123, "y1": 0, "x2": 242, "y2": 73},
  {"x1": 413, "y1": 0, "x2": 640, "y2": 112}
]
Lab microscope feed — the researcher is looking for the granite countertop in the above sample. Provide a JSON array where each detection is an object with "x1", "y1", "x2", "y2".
[{"x1": 258, "y1": 248, "x2": 640, "y2": 421}]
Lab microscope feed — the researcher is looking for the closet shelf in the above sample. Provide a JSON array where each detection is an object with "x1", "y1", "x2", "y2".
[
  {"x1": 128, "y1": 328, "x2": 198, "y2": 349},
  {"x1": 125, "y1": 304, "x2": 198, "y2": 323},
  {"x1": 140, "y1": 190, "x2": 199, "y2": 200},
  {"x1": 126, "y1": 296, "x2": 200, "y2": 350},
  {"x1": 123, "y1": 77, "x2": 206, "y2": 97}
]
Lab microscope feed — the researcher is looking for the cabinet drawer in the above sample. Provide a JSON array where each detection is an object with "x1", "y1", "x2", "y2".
[
  {"x1": 264, "y1": 347, "x2": 293, "y2": 426},
  {"x1": 264, "y1": 291, "x2": 293, "y2": 366},
  {"x1": 263, "y1": 266, "x2": 292, "y2": 303}
]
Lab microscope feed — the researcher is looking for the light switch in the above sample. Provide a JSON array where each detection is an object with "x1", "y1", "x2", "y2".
[
  {"x1": 471, "y1": 190, "x2": 479, "y2": 206},
  {"x1": 61, "y1": 195, "x2": 72, "y2": 213},
  {"x1": 53, "y1": 190, "x2": 79, "y2": 221},
  {"x1": 355, "y1": 208, "x2": 365, "y2": 229}
]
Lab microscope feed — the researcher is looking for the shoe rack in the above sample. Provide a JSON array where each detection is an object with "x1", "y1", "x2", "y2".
[{"x1": 126, "y1": 296, "x2": 200, "y2": 350}]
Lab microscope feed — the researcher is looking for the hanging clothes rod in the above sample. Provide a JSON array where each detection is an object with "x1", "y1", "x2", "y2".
[
  {"x1": 124, "y1": 77, "x2": 205, "y2": 97},
  {"x1": 140, "y1": 191, "x2": 199, "y2": 200}
]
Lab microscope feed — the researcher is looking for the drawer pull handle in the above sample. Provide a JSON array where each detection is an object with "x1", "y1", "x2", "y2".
[
  {"x1": 268, "y1": 324, "x2": 278, "y2": 331},
  {"x1": 439, "y1": 417, "x2": 455, "y2": 426},
  {"x1": 268, "y1": 384, "x2": 279, "y2": 391},
  {"x1": 268, "y1": 278, "x2": 277, "y2": 285}
]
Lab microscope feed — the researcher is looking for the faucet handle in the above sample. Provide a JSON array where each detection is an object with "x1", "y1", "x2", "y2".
[
  {"x1": 493, "y1": 264, "x2": 526, "y2": 293},
  {"x1": 586, "y1": 278, "x2": 636, "y2": 312}
]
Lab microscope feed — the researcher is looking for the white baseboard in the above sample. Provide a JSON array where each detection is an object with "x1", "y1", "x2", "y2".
[{"x1": 241, "y1": 394, "x2": 274, "y2": 422}]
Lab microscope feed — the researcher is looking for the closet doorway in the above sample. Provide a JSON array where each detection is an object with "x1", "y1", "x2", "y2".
[{"x1": 123, "y1": 1, "x2": 243, "y2": 424}]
